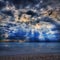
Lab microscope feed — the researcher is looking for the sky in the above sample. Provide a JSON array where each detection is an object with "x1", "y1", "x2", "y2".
[{"x1": 0, "y1": 0, "x2": 60, "y2": 42}]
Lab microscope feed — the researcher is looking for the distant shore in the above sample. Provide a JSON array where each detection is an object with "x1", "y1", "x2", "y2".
[{"x1": 0, "y1": 39, "x2": 60, "y2": 42}]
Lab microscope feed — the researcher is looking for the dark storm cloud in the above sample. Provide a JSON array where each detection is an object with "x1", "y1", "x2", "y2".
[
  {"x1": 1, "y1": 10, "x2": 14, "y2": 16},
  {"x1": 0, "y1": 1, "x2": 6, "y2": 9},
  {"x1": 26, "y1": 10, "x2": 38, "y2": 17},
  {"x1": 3, "y1": 0, "x2": 41, "y2": 8},
  {"x1": 2, "y1": 0, "x2": 60, "y2": 9},
  {"x1": 4, "y1": 0, "x2": 40, "y2": 5},
  {"x1": 5, "y1": 0, "x2": 40, "y2": 3}
]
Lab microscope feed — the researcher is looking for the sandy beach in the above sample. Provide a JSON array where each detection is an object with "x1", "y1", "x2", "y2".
[{"x1": 0, "y1": 53, "x2": 60, "y2": 60}]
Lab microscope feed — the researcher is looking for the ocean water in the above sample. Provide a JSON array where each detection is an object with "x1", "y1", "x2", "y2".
[{"x1": 0, "y1": 42, "x2": 60, "y2": 56}]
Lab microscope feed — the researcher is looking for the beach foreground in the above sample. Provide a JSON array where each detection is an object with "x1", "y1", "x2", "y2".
[{"x1": 0, "y1": 54, "x2": 60, "y2": 60}]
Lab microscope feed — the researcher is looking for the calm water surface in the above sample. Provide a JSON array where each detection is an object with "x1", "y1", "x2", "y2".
[{"x1": 0, "y1": 42, "x2": 60, "y2": 56}]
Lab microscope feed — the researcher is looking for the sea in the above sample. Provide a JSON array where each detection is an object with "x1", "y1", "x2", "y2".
[{"x1": 0, "y1": 42, "x2": 60, "y2": 56}]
